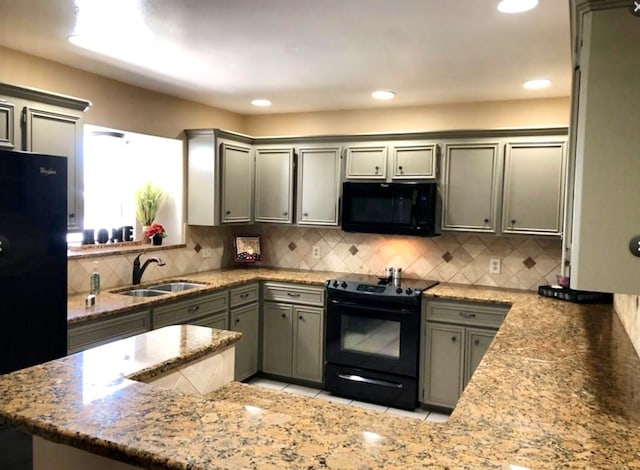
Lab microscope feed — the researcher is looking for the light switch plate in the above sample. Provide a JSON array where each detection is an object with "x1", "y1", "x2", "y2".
[
  {"x1": 202, "y1": 248, "x2": 212, "y2": 258},
  {"x1": 312, "y1": 246, "x2": 320, "y2": 259}
]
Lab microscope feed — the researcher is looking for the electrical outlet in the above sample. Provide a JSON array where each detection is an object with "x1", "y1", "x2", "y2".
[
  {"x1": 312, "y1": 246, "x2": 321, "y2": 259},
  {"x1": 201, "y1": 248, "x2": 212, "y2": 259},
  {"x1": 489, "y1": 258, "x2": 501, "y2": 274}
]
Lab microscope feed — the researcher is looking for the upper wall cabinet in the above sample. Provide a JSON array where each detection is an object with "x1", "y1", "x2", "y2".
[
  {"x1": 220, "y1": 141, "x2": 253, "y2": 224},
  {"x1": 187, "y1": 130, "x2": 254, "y2": 226},
  {"x1": 568, "y1": 3, "x2": 640, "y2": 294},
  {"x1": 254, "y1": 146, "x2": 294, "y2": 223},
  {"x1": 296, "y1": 145, "x2": 342, "y2": 226},
  {"x1": 345, "y1": 143, "x2": 387, "y2": 179},
  {"x1": 391, "y1": 141, "x2": 438, "y2": 179},
  {"x1": 502, "y1": 140, "x2": 566, "y2": 236},
  {"x1": 0, "y1": 84, "x2": 90, "y2": 232},
  {"x1": 442, "y1": 142, "x2": 501, "y2": 233}
]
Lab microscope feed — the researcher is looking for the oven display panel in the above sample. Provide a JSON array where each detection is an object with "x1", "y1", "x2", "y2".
[{"x1": 356, "y1": 284, "x2": 385, "y2": 293}]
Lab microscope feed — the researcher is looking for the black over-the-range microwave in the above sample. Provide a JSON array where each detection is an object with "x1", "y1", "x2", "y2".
[{"x1": 340, "y1": 181, "x2": 440, "y2": 237}]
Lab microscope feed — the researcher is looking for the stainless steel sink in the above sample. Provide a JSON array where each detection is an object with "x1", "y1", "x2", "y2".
[
  {"x1": 147, "y1": 282, "x2": 207, "y2": 292},
  {"x1": 118, "y1": 289, "x2": 169, "y2": 297}
]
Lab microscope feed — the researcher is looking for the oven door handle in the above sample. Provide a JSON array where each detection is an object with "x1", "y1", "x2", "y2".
[
  {"x1": 338, "y1": 373, "x2": 404, "y2": 389},
  {"x1": 328, "y1": 298, "x2": 416, "y2": 315}
]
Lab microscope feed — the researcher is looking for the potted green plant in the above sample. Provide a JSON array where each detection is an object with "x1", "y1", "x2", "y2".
[{"x1": 135, "y1": 182, "x2": 165, "y2": 242}]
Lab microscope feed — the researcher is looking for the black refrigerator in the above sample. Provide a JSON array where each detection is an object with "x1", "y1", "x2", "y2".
[{"x1": 0, "y1": 149, "x2": 68, "y2": 470}]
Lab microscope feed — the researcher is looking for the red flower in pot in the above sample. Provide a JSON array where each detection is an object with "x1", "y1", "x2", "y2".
[{"x1": 145, "y1": 223, "x2": 167, "y2": 245}]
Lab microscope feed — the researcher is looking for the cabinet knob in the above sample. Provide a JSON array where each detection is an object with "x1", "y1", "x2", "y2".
[
  {"x1": 474, "y1": 339, "x2": 480, "y2": 346},
  {"x1": 374, "y1": 166, "x2": 379, "y2": 174},
  {"x1": 451, "y1": 336, "x2": 457, "y2": 342},
  {"x1": 299, "y1": 315, "x2": 303, "y2": 320},
  {"x1": 398, "y1": 166, "x2": 403, "y2": 173},
  {"x1": 303, "y1": 212, "x2": 309, "y2": 217},
  {"x1": 226, "y1": 210, "x2": 231, "y2": 215},
  {"x1": 484, "y1": 218, "x2": 489, "y2": 224},
  {"x1": 69, "y1": 213, "x2": 75, "y2": 219},
  {"x1": 281, "y1": 313, "x2": 287, "y2": 318},
  {"x1": 282, "y1": 211, "x2": 288, "y2": 216},
  {"x1": 511, "y1": 219, "x2": 516, "y2": 225},
  {"x1": 235, "y1": 318, "x2": 240, "y2": 324}
]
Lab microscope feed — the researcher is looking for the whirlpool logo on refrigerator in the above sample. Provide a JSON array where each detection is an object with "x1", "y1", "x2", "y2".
[{"x1": 39, "y1": 167, "x2": 57, "y2": 176}]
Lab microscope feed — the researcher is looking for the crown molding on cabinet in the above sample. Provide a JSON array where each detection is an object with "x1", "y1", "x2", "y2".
[{"x1": 0, "y1": 82, "x2": 91, "y2": 112}]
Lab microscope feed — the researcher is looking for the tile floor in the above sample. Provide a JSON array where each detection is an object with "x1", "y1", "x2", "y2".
[{"x1": 247, "y1": 377, "x2": 450, "y2": 423}]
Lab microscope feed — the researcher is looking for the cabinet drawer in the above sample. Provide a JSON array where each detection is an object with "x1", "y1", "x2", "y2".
[
  {"x1": 153, "y1": 291, "x2": 229, "y2": 328},
  {"x1": 68, "y1": 310, "x2": 151, "y2": 353},
  {"x1": 262, "y1": 282, "x2": 325, "y2": 307},
  {"x1": 230, "y1": 283, "x2": 259, "y2": 308},
  {"x1": 425, "y1": 300, "x2": 508, "y2": 329}
]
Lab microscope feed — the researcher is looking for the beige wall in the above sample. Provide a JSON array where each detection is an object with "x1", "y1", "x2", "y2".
[
  {"x1": 614, "y1": 295, "x2": 640, "y2": 359},
  {"x1": 244, "y1": 97, "x2": 571, "y2": 137},
  {"x1": 0, "y1": 46, "x2": 245, "y2": 138}
]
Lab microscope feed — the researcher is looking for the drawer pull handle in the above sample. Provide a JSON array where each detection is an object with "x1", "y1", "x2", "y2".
[
  {"x1": 287, "y1": 292, "x2": 301, "y2": 298},
  {"x1": 459, "y1": 312, "x2": 476, "y2": 318},
  {"x1": 187, "y1": 306, "x2": 200, "y2": 313},
  {"x1": 240, "y1": 292, "x2": 249, "y2": 299}
]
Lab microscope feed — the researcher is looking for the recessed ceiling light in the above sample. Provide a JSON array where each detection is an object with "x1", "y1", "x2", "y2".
[
  {"x1": 523, "y1": 79, "x2": 551, "y2": 89},
  {"x1": 497, "y1": 0, "x2": 538, "y2": 14},
  {"x1": 372, "y1": 90, "x2": 395, "y2": 100},
  {"x1": 251, "y1": 99, "x2": 272, "y2": 107}
]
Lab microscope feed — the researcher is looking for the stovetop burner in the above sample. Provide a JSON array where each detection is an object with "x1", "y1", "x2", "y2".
[{"x1": 326, "y1": 274, "x2": 438, "y2": 300}]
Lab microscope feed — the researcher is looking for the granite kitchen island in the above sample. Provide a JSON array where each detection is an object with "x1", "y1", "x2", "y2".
[{"x1": 1, "y1": 275, "x2": 640, "y2": 469}]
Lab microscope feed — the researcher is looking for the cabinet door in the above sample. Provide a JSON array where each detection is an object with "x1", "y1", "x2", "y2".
[
  {"x1": 345, "y1": 144, "x2": 387, "y2": 179},
  {"x1": 221, "y1": 142, "x2": 253, "y2": 223},
  {"x1": 231, "y1": 302, "x2": 259, "y2": 381},
  {"x1": 254, "y1": 147, "x2": 294, "y2": 223},
  {"x1": 502, "y1": 141, "x2": 566, "y2": 235},
  {"x1": 391, "y1": 142, "x2": 438, "y2": 179},
  {"x1": 23, "y1": 106, "x2": 83, "y2": 231},
  {"x1": 423, "y1": 323, "x2": 464, "y2": 409},
  {"x1": 262, "y1": 302, "x2": 293, "y2": 377},
  {"x1": 442, "y1": 142, "x2": 501, "y2": 233},
  {"x1": 297, "y1": 146, "x2": 341, "y2": 225},
  {"x1": 464, "y1": 328, "x2": 496, "y2": 388},
  {"x1": 0, "y1": 100, "x2": 14, "y2": 148},
  {"x1": 292, "y1": 305, "x2": 323, "y2": 383}
]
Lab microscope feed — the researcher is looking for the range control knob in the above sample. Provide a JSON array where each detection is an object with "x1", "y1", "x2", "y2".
[
  {"x1": 341, "y1": 281, "x2": 348, "y2": 288},
  {"x1": 332, "y1": 280, "x2": 339, "y2": 287},
  {"x1": 396, "y1": 287, "x2": 403, "y2": 294},
  {"x1": 405, "y1": 288, "x2": 413, "y2": 295}
]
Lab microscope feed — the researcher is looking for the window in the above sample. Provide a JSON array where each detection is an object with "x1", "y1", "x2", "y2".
[{"x1": 70, "y1": 125, "x2": 183, "y2": 246}]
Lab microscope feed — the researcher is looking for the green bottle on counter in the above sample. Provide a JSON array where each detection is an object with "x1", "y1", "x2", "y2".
[{"x1": 90, "y1": 261, "x2": 101, "y2": 295}]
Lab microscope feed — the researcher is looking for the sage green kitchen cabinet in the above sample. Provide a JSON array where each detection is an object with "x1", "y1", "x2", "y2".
[
  {"x1": 0, "y1": 100, "x2": 14, "y2": 148},
  {"x1": 296, "y1": 145, "x2": 342, "y2": 225},
  {"x1": 0, "y1": 83, "x2": 90, "y2": 232},
  {"x1": 193, "y1": 311, "x2": 229, "y2": 330},
  {"x1": 152, "y1": 290, "x2": 229, "y2": 329},
  {"x1": 345, "y1": 143, "x2": 388, "y2": 179},
  {"x1": 221, "y1": 140, "x2": 253, "y2": 224},
  {"x1": 67, "y1": 310, "x2": 151, "y2": 354},
  {"x1": 391, "y1": 141, "x2": 438, "y2": 179},
  {"x1": 254, "y1": 146, "x2": 294, "y2": 223},
  {"x1": 423, "y1": 323, "x2": 464, "y2": 409},
  {"x1": 422, "y1": 299, "x2": 508, "y2": 409},
  {"x1": 501, "y1": 140, "x2": 567, "y2": 236},
  {"x1": 262, "y1": 302, "x2": 293, "y2": 377},
  {"x1": 567, "y1": 4, "x2": 640, "y2": 294},
  {"x1": 230, "y1": 283, "x2": 259, "y2": 381},
  {"x1": 464, "y1": 328, "x2": 496, "y2": 386},
  {"x1": 262, "y1": 282, "x2": 325, "y2": 383},
  {"x1": 292, "y1": 305, "x2": 323, "y2": 382},
  {"x1": 442, "y1": 142, "x2": 501, "y2": 233}
]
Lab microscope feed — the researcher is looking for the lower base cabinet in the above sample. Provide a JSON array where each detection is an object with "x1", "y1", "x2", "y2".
[
  {"x1": 422, "y1": 299, "x2": 508, "y2": 409},
  {"x1": 231, "y1": 302, "x2": 259, "y2": 381}
]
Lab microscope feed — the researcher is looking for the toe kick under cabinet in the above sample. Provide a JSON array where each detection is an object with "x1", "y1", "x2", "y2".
[
  {"x1": 421, "y1": 299, "x2": 509, "y2": 410},
  {"x1": 262, "y1": 282, "x2": 325, "y2": 384}
]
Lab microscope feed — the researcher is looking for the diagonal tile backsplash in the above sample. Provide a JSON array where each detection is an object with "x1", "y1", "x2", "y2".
[{"x1": 67, "y1": 224, "x2": 561, "y2": 294}]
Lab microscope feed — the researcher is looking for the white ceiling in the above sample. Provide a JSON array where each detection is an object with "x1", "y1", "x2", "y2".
[{"x1": 0, "y1": 0, "x2": 571, "y2": 115}]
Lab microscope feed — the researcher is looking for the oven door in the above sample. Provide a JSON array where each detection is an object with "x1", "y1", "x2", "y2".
[{"x1": 325, "y1": 297, "x2": 420, "y2": 377}]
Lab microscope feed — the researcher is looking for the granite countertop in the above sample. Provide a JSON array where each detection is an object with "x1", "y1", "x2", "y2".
[{"x1": 0, "y1": 271, "x2": 638, "y2": 468}]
